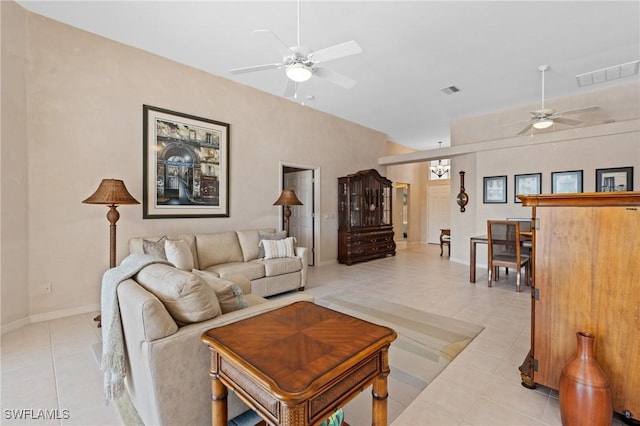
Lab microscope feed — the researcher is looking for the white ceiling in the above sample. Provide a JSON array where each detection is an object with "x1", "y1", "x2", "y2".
[{"x1": 16, "y1": 1, "x2": 640, "y2": 151}]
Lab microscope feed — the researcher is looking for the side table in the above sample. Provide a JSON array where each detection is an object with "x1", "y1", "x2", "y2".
[{"x1": 201, "y1": 301, "x2": 397, "y2": 426}]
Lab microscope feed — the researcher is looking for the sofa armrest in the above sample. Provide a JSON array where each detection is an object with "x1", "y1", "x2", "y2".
[
  {"x1": 295, "y1": 246, "x2": 308, "y2": 289},
  {"x1": 117, "y1": 279, "x2": 178, "y2": 342}
]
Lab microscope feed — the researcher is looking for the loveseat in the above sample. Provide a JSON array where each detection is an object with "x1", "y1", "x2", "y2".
[
  {"x1": 117, "y1": 262, "x2": 315, "y2": 425},
  {"x1": 129, "y1": 228, "x2": 308, "y2": 297}
]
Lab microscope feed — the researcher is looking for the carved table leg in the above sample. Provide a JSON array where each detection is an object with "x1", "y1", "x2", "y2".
[
  {"x1": 372, "y1": 347, "x2": 391, "y2": 426},
  {"x1": 210, "y1": 376, "x2": 227, "y2": 426},
  {"x1": 519, "y1": 349, "x2": 537, "y2": 389}
]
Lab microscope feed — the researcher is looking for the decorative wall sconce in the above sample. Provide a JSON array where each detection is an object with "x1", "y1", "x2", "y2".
[{"x1": 456, "y1": 171, "x2": 469, "y2": 212}]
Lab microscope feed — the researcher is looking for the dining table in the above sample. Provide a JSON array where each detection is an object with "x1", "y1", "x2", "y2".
[{"x1": 469, "y1": 231, "x2": 533, "y2": 283}]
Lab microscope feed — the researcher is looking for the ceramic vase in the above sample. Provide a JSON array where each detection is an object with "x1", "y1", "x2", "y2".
[{"x1": 559, "y1": 331, "x2": 612, "y2": 426}]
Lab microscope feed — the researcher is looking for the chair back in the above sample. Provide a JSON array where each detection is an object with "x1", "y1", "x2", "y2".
[
  {"x1": 506, "y1": 217, "x2": 532, "y2": 232},
  {"x1": 487, "y1": 220, "x2": 522, "y2": 262}
]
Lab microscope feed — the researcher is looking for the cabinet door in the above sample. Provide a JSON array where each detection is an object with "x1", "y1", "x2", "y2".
[{"x1": 534, "y1": 206, "x2": 640, "y2": 415}]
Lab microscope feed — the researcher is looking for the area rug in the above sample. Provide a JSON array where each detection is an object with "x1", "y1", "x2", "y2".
[{"x1": 316, "y1": 291, "x2": 484, "y2": 423}]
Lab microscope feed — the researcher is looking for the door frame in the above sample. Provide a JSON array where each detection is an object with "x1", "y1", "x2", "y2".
[{"x1": 279, "y1": 161, "x2": 320, "y2": 266}]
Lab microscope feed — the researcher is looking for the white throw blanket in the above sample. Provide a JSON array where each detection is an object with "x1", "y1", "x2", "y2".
[{"x1": 101, "y1": 253, "x2": 171, "y2": 405}]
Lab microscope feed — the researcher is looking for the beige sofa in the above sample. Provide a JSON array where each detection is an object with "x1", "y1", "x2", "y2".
[
  {"x1": 117, "y1": 262, "x2": 314, "y2": 425},
  {"x1": 129, "y1": 228, "x2": 308, "y2": 297}
]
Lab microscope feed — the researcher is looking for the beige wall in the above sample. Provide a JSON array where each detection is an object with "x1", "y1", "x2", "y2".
[
  {"x1": 1, "y1": 2, "x2": 30, "y2": 327},
  {"x1": 1, "y1": 3, "x2": 390, "y2": 327}
]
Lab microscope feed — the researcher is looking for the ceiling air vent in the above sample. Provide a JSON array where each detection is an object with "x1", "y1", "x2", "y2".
[
  {"x1": 441, "y1": 85, "x2": 461, "y2": 95},
  {"x1": 576, "y1": 60, "x2": 639, "y2": 87}
]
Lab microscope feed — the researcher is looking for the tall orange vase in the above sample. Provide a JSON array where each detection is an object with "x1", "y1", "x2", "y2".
[{"x1": 559, "y1": 331, "x2": 612, "y2": 426}]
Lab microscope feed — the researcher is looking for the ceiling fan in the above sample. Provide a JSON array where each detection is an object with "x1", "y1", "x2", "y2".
[
  {"x1": 229, "y1": 0, "x2": 362, "y2": 98},
  {"x1": 515, "y1": 65, "x2": 600, "y2": 135}
]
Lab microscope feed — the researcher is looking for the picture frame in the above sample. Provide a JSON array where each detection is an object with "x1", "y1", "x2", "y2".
[
  {"x1": 551, "y1": 170, "x2": 583, "y2": 194},
  {"x1": 143, "y1": 105, "x2": 230, "y2": 218},
  {"x1": 514, "y1": 173, "x2": 542, "y2": 203},
  {"x1": 595, "y1": 166, "x2": 633, "y2": 192},
  {"x1": 483, "y1": 175, "x2": 507, "y2": 203}
]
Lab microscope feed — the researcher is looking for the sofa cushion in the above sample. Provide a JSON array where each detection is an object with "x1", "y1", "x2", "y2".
[
  {"x1": 196, "y1": 232, "x2": 244, "y2": 269},
  {"x1": 206, "y1": 261, "x2": 265, "y2": 281},
  {"x1": 257, "y1": 230, "x2": 287, "y2": 258},
  {"x1": 164, "y1": 239, "x2": 195, "y2": 271},
  {"x1": 192, "y1": 270, "x2": 248, "y2": 314},
  {"x1": 236, "y1": 230, "x2": 259, "y2": 262},
  {"x1": 259, "y1": 257, "x2": 302, "y2": 277},
  {"x1": 135, "y1": 263, "x2": 221, "y2": 324},
  {"x1": 261, "y1": 237, "x2": 296, "y2": 259},
  {"x1": 222, "y1": 274, "x2": 252, "y2": 295}
]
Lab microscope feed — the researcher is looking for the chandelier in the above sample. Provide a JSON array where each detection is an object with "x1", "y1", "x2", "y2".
[
  {"x1": 430, "y1": 141, "x2": 450, "y2": 178},
  {"x1": 430, "y1": 160, "x2": 450, "y2": 178}
]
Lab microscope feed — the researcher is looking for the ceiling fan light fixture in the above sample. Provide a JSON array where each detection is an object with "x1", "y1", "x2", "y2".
[
  {"x1": 286, "y1": 63, "x2": 312, "y2": 82},
  {"x1": 533, "y1": 119, "x2": 554, "y2": 130}
]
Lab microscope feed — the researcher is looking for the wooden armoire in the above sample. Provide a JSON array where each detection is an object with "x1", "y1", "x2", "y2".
[
  {"x1": 518, "y1": 192, "x2": 640, "y2": 420},
  {"x1": 338, "y1": 169, "x2": 395, "y2": 265}
]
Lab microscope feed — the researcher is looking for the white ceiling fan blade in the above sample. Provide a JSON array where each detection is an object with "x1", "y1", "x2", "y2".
[
  {"x1": 554, "y1": 117, "x2": 582, "y2": 126},
  {"x1": 230, "y1": 63, "x2": 282, "y2": 75},
  {"x1": 311, "y1": 40, "x2": 362, "y2": 63},
  {"x1": 559, "y1": 106, "x2": 600, "y2": 115},
  {"x1": 283, "y1": 79, "x2": 296, "y2": 98},
  {"x1": 517, "y1": 123, "x2": 534, "y2": 135},
  {"x1": 254, "y1": 29, "x2": 295, "y2": 58},
  {"x1": 314, "y1": 67, "x2": 356, "y2": 89}
]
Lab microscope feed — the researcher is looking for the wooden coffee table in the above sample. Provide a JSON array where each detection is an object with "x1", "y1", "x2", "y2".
[{"x1": 201, "y1": 301, "x2": 397, "y2": 426}]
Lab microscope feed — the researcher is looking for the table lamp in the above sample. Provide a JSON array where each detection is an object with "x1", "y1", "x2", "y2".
[{"x1": 273, "y1": 189, "x2": 303, "y2": 237}]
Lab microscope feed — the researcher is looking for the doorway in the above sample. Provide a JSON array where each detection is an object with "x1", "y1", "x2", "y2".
[
  {"x1": 281, "y1": 164, "x2": 318, "y2": 266},
  {"x1": 393, "y1": 183, "x2": 409, "y2": 246},
  {"x1": 427, "y1": 183, "x2": 451, "y2": 244}
]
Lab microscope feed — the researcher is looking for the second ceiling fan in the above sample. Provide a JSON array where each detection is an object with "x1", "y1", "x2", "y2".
[
  {"x1": 230, "y1": 0, "x2": 362, "y2": 98},
  {"x1": 515, "y1": 65, "x2": 600, "y2": 135}
]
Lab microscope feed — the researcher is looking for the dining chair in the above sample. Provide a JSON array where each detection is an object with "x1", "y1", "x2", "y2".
[
  {"x1": 439, "y1": 228, "x2": 451, "y2": 256},
  {"x1": 487, "y1": 220, "x2": 530, "y2": 292}
]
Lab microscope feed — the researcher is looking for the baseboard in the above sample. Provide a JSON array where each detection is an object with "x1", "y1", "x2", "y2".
[
  {"x1": 2, "y1": 303, "x2": 100, "y2": 335},
  {"x1": 0, "y1": 317, "x2": 32, "y2": 335},
  {"x1": 30, "y1": 303, "x2": 100, "y2": 324}
]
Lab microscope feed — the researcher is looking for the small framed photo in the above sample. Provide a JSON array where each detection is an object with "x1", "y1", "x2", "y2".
[
  {"x1": 514, "y1": 173, "x2": 542, "y2": 203},
  {"x1": 551, "y1": 170, "x2": 583, "y2": 194},
  {"x1": 596, "y1": 166, "x2": 633, "y2": 192},
  {"x1": 483, "y1": 175, "x2": 507, "y2": 203}
]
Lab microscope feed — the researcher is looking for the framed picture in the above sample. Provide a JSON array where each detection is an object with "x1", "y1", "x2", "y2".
[
  {"x1": 551, "y1": 170, "x2": 583, "y2": 194},
  {"x1": 483, "y1": 175, "x2": 507, "y2": 203},
  {"x1": 596, "y1": 166, "x2": 633, "y2": 192},
  {"x1": 514, "y1": 173, "x2": 542, "y2": 203},
  {"x1": 143, "y1": 105, "x2": 230, "y2": 218}
]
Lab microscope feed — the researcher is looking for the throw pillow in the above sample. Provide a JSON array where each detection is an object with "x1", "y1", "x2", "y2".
[
  {"x1": 192, "y1": 270, "x2": 249, "y2": 314},
  {"x1": 257, "y1": 230, "x2": 287, "y2": 258},
  {"x1": 135, "y1": 263, "x2": 221, "y2": 324},
  {"x1": 260, "y1": 237, "x2": 295, "y2": 259},
  {"x1": 165, "y1": 239, "x2": 195, "y2": 271},
  {"x1": 142, "y1": 236, "x2": 168, "y2": 260}
]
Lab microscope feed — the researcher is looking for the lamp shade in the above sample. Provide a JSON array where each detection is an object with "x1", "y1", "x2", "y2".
[
  {"x1": 286, "y1": 63, "x2": 313, "y2": 82},
  {"x1": 82, "y1": 179, "x2": 140, "y2": 206},
  {"x1": 533, "y1": 119, "x2": 554, "y2": 130},
  {"x1": 273, "y1": 189, "x2": 303, "y2": 206}
]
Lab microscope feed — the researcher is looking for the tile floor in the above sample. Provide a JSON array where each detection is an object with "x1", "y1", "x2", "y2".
[{"x1": 0, "y1": 244, "x2": 626, "y2": 426}]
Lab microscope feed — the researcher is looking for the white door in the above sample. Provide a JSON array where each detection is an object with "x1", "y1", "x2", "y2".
[
  {"x1": 427, "y1": 184, "x2": 451, "y2": 244},
  {"x1": 285, "y1": 170, "x2": 314, "y2": 265}
]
